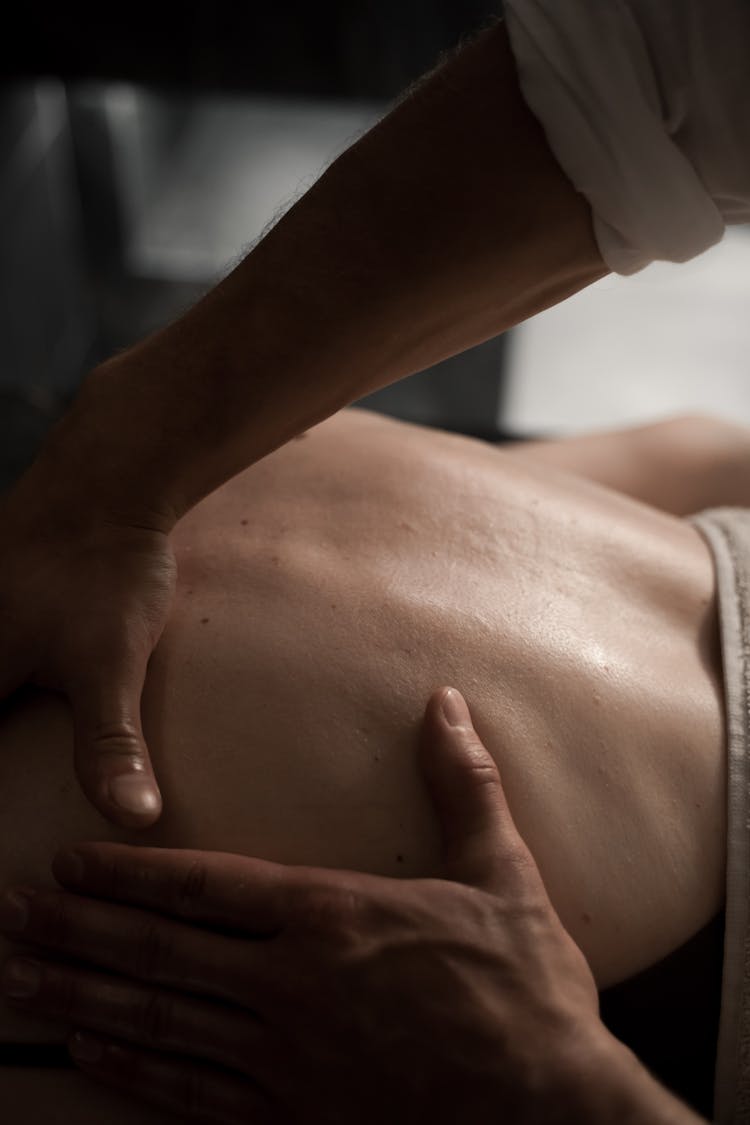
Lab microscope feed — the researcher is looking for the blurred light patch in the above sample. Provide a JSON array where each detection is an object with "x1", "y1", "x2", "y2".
[
  {"x1": 117, "y1": 96, "x2": 383, "y2": 283},
  {"x1": 503, "y1": 226, "x2": 750, "y2": 432}
]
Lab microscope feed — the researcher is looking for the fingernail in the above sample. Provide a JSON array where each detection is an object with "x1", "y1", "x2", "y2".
[
  {"x1": 109, "y1": 775, "x2": 161, "y2": 818},
  {"x1": 2, "y1": 958, "x2": 41, "y2": 999},
  {"x1": 441, "y1": 688, "x2": 470, "y2": 728},
  {"x1": 54, "y1": 850, "x2": 84, "y2": 885},
  {"x1": 70, "y1": 1031, "x2": 103, "y2": 1063},
  {"x1": 0, "y1": 890, "x2": 30, "y2": 933}
]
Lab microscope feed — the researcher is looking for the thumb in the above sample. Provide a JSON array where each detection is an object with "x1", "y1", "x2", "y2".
[
  {"x1": 418, "y1": 687, "x2": 538, "y2": 893},
  {"x1": 69, "y1": 646, "x2": 162, "y2": 829}
]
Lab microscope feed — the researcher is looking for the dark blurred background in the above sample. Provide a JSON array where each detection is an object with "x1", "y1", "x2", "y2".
[
  {"x1": 4, "y1": 1, "x2": 500, "y2": 95},
  {"x1": 0, "y1": 0, "x2": 512, "y2": 492},
  {"x1": 2, "y1": 0, "x2": 749, "y2": 493}
]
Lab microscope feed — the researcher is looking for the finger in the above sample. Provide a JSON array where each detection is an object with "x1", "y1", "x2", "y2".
[
  {"x1": 52, "y1": 844, "x2": 292, "y2": 934},
  {"x1": 67, "y1": 1033, "x2": 281, "y2": 1125},
  {"x1": 0, "y1": 887, "x2": 285, "y2": 1015},
  {"x1": 418, "y1": 688, "x2": 542, "y2": 894},
  {"x1": 0, "y1": 953, "x2": 283, "y2": 1090},
  {"x1": 69, "y1": 650, "x2": 162, "y2": 829}
]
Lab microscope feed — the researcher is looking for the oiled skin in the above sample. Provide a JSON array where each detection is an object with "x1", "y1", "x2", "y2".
[{"x1": 0, "y1": 408, "x2": 726, "y2": 1121}]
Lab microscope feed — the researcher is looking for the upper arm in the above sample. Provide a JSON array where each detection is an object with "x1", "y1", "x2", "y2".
[{"x1": 506, "y1": 415, "x2": 750, "y2": 515}]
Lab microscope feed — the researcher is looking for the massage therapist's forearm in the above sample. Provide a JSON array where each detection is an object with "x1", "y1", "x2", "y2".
[
  {"x1": 574, "y1": 1038, "x2": 709, "y2": 1125},
  {"x1": 53, "y1": 19, "x2": 607, "y2": 524}
]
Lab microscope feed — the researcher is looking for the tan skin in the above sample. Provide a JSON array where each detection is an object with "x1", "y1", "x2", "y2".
[
  {"x1": 0, "y1": 11, "x2": 737, "y2": 1118},
  {"x1": 0, "y1": 18, "x2": 608, "y2": 830},
  {"x1": 0, "y1": 20, "x2": 618, "y2": 1110},
  {"x1": 0, "y1": 696, "x2": 703, "y2": 1125},
  {"x1": 0, "y1": 410, "x2": 741, "y2": 1123}
]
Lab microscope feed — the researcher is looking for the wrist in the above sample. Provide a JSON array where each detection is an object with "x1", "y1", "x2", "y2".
[
  {"x1": 23, "y1": 361, "x2": 181, "y2": 536},
  {"x1": 550, "y1": 1029, "x2": 706, "y2": 1125},
  {"x1": 64, "y1": 291, "x2": 322, "y2": 522}
]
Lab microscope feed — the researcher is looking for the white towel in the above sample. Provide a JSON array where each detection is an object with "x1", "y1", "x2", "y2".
[
  {"x1": 692, "y1": 510, "x2": 750, "y2": 1124},
  {"x1": 504, "y1": 0, "x2": 750, "y2": 275}
]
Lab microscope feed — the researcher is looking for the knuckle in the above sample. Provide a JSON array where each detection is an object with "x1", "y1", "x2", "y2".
[
  {"x1": 460, "y1": 739, "x2": 499, "y2": 781},
  {"x1": 134, "y1": 988, "x2": 175, "y2": 1046},
  {"x1": 466, "y1": 760, "x2": 502, "y2": 796},
  {"x1": 298, "y1": 884, "x2": 362, "y2": 939},
  {"x1": 173, "y1": 861, "x2": 207, "y2": 914},
  {"x1": 131, "y1": 919, "x2": 174, "y2": 983},
  {"x1": 87, "y1": 719, "x2": 143, "y2": 759}
]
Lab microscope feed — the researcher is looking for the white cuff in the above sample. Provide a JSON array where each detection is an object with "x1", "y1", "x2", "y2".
[{"x1": 504, "y1": 0, "x2": 749, "y2": 275}]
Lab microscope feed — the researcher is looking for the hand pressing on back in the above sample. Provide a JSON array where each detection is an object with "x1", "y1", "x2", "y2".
[
  {"x1": 0, "y1": 400, "x2": 175, "y2": 828},
  {"x1": 0, "y1": 688, "x2": 703, "y2": 1124}
]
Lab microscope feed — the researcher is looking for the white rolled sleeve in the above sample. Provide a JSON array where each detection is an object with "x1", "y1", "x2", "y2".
[{"x1": 504, "y1": 0, "x2": 750, "y2": 274}]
